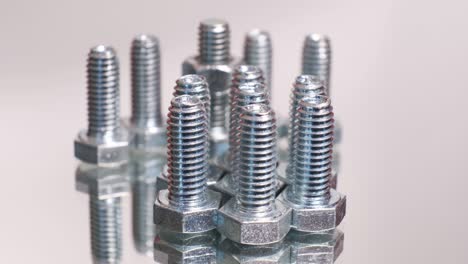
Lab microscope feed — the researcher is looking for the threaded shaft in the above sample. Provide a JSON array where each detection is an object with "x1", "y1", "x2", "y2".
[
  {"x1": 166, "y1": 95, "x2": 209, "y2": 207},
  {"x1": 302, "y1": 34, "x2": 331, "y2": 94},
  {"x1": 287, "y1": 75, "x2": 326, "y2": 178},
  {"x1": 86, "y1": 45, "x2": 120, "y2": 138},
  {"x1": 130, "y1": 34, "x2": 162, "y2": 130},
  {"x1": 132, "y1": 180, "x2": 156, "y2": 256},
  {"x1": 198, "y1": 19, "x2": 230, "y2": 64},
  {"x1": 291, "y1": 96, "x2": 334, "y2": 205},
  {"x1": 229, "y1": 83, "x2": 269, "y2": 172},
  {"x1": 90, "y1": 196, "x2": 122, "y2": 264},
  {"x1": 244, "y1": 29, "x2": 272, "y2": 93},
  {"x1": 236, "y1": 104, "x2": 277, "y2": 213}
]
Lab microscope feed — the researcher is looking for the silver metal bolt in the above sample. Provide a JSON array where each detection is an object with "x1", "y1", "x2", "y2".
[
  {"x1": 73, "y1": 46, "x2": 129, "y2": 263},
  {"x1": 218, "y1": 104, "x2": 291, "y2": 245},
  {"x1": 278, "y1": 96, "x2": 346, "y2": 232},
  {"x1": 302, "y1": 34, "x2": 331, "y2": 95},
  {"x1": 244, "y1": 29, "x2": 273, "y2": 94},
  {"x1": 285, "y1": 75, "x2": 326, "y2": 183},
  {"x1": 128, "y1": 34, "x2": 165, "y2": 149},
  {"x1": 182, "y1": 19, "x2": 241, "y2": 157},
  {"x1": 228, "y1": 65, "x2": 265, "y2": 168},
  {"x1": 154, "y1": 95, "x2": 222, "y2": 233},
  {"x1": 74, "y1": 45, "x2": 128, "y2": 165}
]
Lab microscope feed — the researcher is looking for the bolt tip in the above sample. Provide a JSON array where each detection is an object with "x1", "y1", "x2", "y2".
[
  {"x1": 171, "y1": 95, "x2": 203, "y2": 108},
  {"x1": 235, "y1": 65, "x2": 264, "y2": 80},
  {"x1": 200, "y1": 18, "x2": 229, "y2": 28},
  {"x1": 306, "y1": 33, "x2": 330, "y2": 43},
  {"x1": 242, "y1": 103, "x2": 272, "y2": 117},
  {"x1": 246, "y1": 29, "x2": 270, "y2": 41},
  {"x1": 177, "y1": 74, "x2": 207, "y2": 87},
  {"x1": 89, "y1": 45, "x2": 116, "y2": 59},
  {"x1": 299, "y1": 95, "x2": 331, "y2": 109},
  {"x1": 133, "y1": 34, "x2": 159, "y2": 48},
  {"x1": 295, "y1": 75, "x2": 323, "y2": 86}
]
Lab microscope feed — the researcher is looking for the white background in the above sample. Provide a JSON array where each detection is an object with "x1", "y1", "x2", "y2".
[{"x1": 0, "y1": 0, "x2": 467, "y2": 263}]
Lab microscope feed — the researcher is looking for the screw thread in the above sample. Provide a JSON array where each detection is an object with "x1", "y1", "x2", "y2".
[
  {"x1": 302, "y1": 34, "x2": 331, "y2": 94},
  {"x1": 86, "y1": 46, "x2": 120, "y2": 138},
  {"x1": 291, "y1": 96, "x2": 334, "y2": 205},
  {"x1": 287, "y1": 75, "x2": 326, "y2": 178},
  {"x1": 236, "y1": 104, "x2": 277, "y2": 214},
  {"x1": 166, "y1": 95, "x2": 209, "y2": 207},
  {"x1": 198, "y1": 19, "x2": 230, "y2": 64},
  {"x1": 90, "y1": 196, "x2": 122, "y2": 264},
  {"x1": 132, "y1": 180, "x2": 156, "y2": 256},
  {"x1": 130, "y1": 35, "x2": 163, "y2": 129},
  {"x1": 244, "y1": 30, "x2": 272, "y2": 93}
]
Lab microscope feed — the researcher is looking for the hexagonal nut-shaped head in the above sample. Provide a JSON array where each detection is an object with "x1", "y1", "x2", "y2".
[
  {"x1": 74, "y1": 130, "x2": 129, "y2": 166},
  {"x1": 218, "y1": 238, "x2": 290, "y2": 264},
  {"x1": 154, "y1": 190, "x2": 222, "y2": 233},
  {"x1": 154, "y1": 229, "x2": 220, "y2": 264},
  {"x1": 217, "y1": 198, "x2": 292, "y2": 245},
  {"x1": 182, "y1": 56, "x2": 241, "y2": 93},
  {"x1": 287, "y1": 229, "x2": 344, "y2": 264},
  {"x1": 278, "y1": 188, "x2": 346, "y2": 233},
  {"x1": 75, "y1": 163, "x2": 130, "y2": 199}
]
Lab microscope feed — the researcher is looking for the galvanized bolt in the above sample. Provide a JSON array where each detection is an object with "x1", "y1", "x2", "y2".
[
  {"x1": 218, "y1": 104, "x2": 291, "y2": 245},
  {"x1": 73, "y1": 46, "x2": 129, "y2": 264},
  {"x1": 74, "y1": 45, "x2": 129, "y2": 166},
  {"x1": 128, "y1": 34, "x2": 165, "y2": 149},
  {"x1": 154, "y1": 95, "x2": 222, "y2": 233},
  {"x1": 278, "y1": 95, "x2": 346, "y2": 232},
  {"x1": 127, "y1": 34, "x2": 167, "y2": 256},
  {"x1": 182, "y1": 19, "x2": 241, "y2": 157},
  {"x1": 302, "y1": 34, "x2": 331, "y2": 95},
  {"x1": 285, "y1": 75, "x2": 326, "y2": 183},
  {"x1": 244, "y1": 29, "x2": 273, "y2": 94},
  {"x1": 228, "y1": 65, "x2": 266, "y2": 168}
]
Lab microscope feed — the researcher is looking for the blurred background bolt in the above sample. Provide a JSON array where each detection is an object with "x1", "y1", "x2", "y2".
[
  {"x1": 75, "y1": 163, "x2": 129, "y2": 264},
  {"x1": 218, "y1": 104, "x2": 291, "y2": 245},
  {"x1": 244, "y1": 29, "x2": 273, "y2": 96},
  {"x1": 154, "y1": 95, "x2": 222, "y2": 233},
  {"x1": 182, "y1": 19, "x2": 241, "y2": 157},
  {"x1": 128, "y1": 34, "x2": 165, "y2": 150},
  {"x1": 74, "y1": 46, "x2": 128, "y2": 166},
  {"x1": 279, "y1": 96, "x2": 346, "y2": 232}
]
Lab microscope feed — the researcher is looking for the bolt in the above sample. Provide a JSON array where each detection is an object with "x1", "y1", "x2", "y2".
[
  {"x1": 154, "y1": 95, "x2": 222, "y2": 233},
  {"x1": 285, "y1": 75, "x2": 326, "y2": 183},
  {"x1": 128, "y1": 34, "x2": 165, "y2": 149},
  {"x1": 278, "y1": 96, "x2": 346, "y2": 232},
  {"x1": 218, "y1": 104, "x2": 291, "y2": 245},
  {"x1": 74, "y1": 45, "x2": 128, "y2": 165},
  {"x1": 75, "y1": 163, "x2": 129, "y2": 264},
  {"x1": 302, "y1": 34, "x2": 331, "y2": 95},
  {"x1": 182, "y1": 19, "x2": 241, "y2": 157},
  {"x1": 244, "y1": 29, "x2": 273, "y2": 94},
  {"x1": 227, "y1": 65, "x2": 265, "y2": 168}
]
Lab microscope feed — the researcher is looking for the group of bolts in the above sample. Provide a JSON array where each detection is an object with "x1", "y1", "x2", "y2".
[{"x1": 73, "y1": 18, "x2": 345, "y2": 263}]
